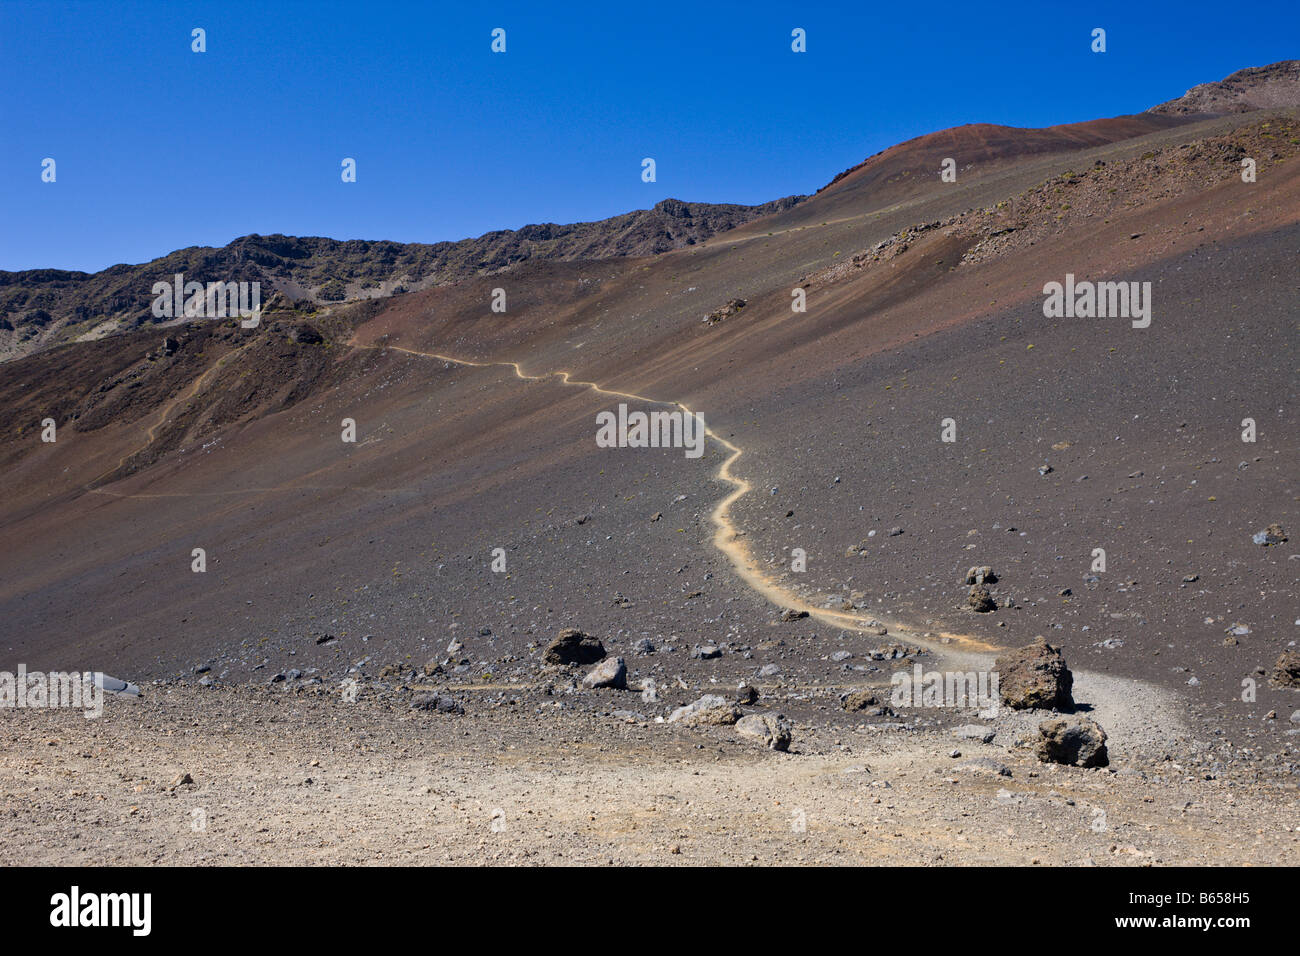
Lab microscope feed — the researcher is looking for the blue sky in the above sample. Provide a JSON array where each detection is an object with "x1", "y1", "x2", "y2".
[{"x1": 2, "y1": 0, "x2": 1296, "y2": 272}]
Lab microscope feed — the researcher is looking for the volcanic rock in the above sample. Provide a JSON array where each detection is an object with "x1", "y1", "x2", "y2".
[
  {"x1": 995, "y1": 637, "x2": 1074, "y2": 710},
  {"x1": 967, "y1": 585, "x2": 997, "y2": 612},
  {"x1": 1273, "y1": 651, "x2": 1300, "y2": 689},
  {"x1": 735, "y1": 713, "x2": 792, "y2": 752},
  {"x1": 543, "y1": 629, "x2": 606, "y2": 666},
  {"x1": 581, "y1": 657, "x2": 627, "y2": 690},
  {"x1": 1036, "y1": 716, "x2": 1108, "y2": 767},
  {"x1": 667, "y1": 694, "x2": 740, "y2": 726}
]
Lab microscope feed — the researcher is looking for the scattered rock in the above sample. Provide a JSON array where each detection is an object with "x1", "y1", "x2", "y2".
[
  {"x1": 582, "y1": 657, "x2": 627, "y2": 690},
  {"x1": 667, "y1": 694, "x2": 741, "y2": 726},
  {"x1": 953, "y1": 724, "x2": 995, "y2": 743},
  {"x1": 691, "y1": 644, "x2": 722, "y2": 660},
  {"x1": 735, "y1": 713, "x2": 792, "y2": 752},
  {"x1": 995, "y1": 637, "x2": 1075, "y2": 710},
  {"x1": 1253, "y1": 523, "x2": 1288, "y2": 546},
  {"x1": 170, "y1": 773, "x2": 194, "y2": 787},
  {"x1": 735, "y1": 683, "x2": 759, "y2": 705},
  {"x1": 964, "y1": 565, "x2": 998, "y2": 585},
  {"x1": 543, "y1": 628, "x2": 606, "y2": 666},
  {"x1": 702, "y1": 298, "x2": 746, "y2": 326},
  {"x1": 411, "y1": 693, "x2": 464, "y2": 714},
  {"x1": 1036, "y1": 716, "x2": 1108, "y2": 767},
  {"x1": 780, "y1": 608, "x2": 809, "y2": 622},
  {"x1": 958, "y1": 758, "x2": 1012, "y2": 777},
  {"x1": 839, "y1": 690, "x2": 893, "y2": 717},
  {"x1": 631, "y1": 638, "x2": 656, "y2": 656}
]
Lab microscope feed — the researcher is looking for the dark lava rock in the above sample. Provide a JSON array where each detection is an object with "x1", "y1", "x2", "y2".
[
  {"x1": 411, "y1": 693, "x2": 464, "y2": 715},
  {"x1": 543, "y1": 628, "x2": 606, "y2": 666},
  {"x1": 967, "y1": 585, "x2": 997, "y2": 613},
  {"x1": 1273, "y1": 651, "x2": 1300, "y2": 689},
  {"x1": 995, "y1": 637, "x2": 1075, "y2": 710},
  {"x1": 735, "y1": 682, "x2": 759, "y2": 705},
  {"x1": 1036, "y1": 716, "x2": 1108, "y2": 767},
  {"x1": 839, "y1": 690, "x2": 894, "y2": 716}
]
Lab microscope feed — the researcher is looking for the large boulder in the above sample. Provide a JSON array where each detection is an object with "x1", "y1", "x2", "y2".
[
  {"x1": 543, "y1": 628, "x2": 606, "y2": 666},
  {"x1": 995, "y1": 637, "x2": 1074, "y2": 710},
  {"x1": 582, "y1": 657, "x2": 627, "y2": 690},
  {"x1": 667, "y1": 694, "x2": 740, "y2": 726},
  {"x1": 1273, "y1": 651, "x2": 1300, "y2": 689},
  {"x1": 1036, "y1": 716, "x2": 1108, "y2": 767},
  {"x1": 735, "y1": 713, "x2": 792, "y2": 752},
  {"x1": 967, "y1": 585, "x2": 997, "y2": 612},
  {"x1": 964, "y1": 565, "x2": 998, "y2": 585}
]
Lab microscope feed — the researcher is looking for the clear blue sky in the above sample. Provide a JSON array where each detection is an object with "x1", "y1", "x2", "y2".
[{"x1": 2, "y1": 0, "x2": 1295, "y2": 272}]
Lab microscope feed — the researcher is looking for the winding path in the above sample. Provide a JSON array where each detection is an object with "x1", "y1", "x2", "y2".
[{"x1": 364, "y1": 341, "x2": 999, "y2": 656}]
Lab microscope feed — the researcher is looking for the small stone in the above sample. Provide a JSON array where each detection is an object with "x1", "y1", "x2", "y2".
[
  {"x1": 1253, "y1": 524, "x2": 1288, "y2": 546},
  {"x1": 953, "y1": 724, "x2": 995, "y2": 743}
]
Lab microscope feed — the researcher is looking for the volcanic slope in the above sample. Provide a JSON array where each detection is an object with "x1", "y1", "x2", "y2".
[{"x1": 0, "y1": 106, "x2": 1297, "y2": 784}]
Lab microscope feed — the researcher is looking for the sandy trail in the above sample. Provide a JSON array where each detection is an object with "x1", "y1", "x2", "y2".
[{"x1": 75, "y1": 331, "x2": 1185, "y2": 754}]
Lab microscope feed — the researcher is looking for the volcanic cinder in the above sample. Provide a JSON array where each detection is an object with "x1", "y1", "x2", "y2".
[{"x1": 1, "y1": 61, "x2": 1298, "y2": 866}]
